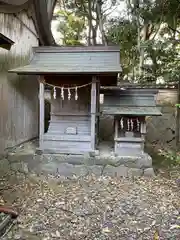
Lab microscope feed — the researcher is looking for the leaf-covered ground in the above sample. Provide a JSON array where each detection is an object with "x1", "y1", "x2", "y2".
[{"x1": 0, "y1": 170, "x2": 180, "y2": 240}]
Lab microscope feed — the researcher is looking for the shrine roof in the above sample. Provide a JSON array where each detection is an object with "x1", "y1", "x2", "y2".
[
  {"x1": 102, "y1": 106, "x2": 162, "y2": 116},
  {"x1": 0, "y1": 33, "x2": 14, "y2": 50},
  {"x1": 101, "y1": 88, "x2": 162, "y2": 116},
  {"x1": 9, "y1": 46, "x2": 122, "y2": 75}
]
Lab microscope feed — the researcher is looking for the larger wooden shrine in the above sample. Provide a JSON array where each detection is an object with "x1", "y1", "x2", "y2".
[{"x1": 9, "y1": 46, "x2": 122, "y2": 154}]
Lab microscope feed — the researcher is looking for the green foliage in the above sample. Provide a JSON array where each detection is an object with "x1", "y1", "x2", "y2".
[
  {"x1": 56, "y1": 9, "x2": 85, "y2": 45},
  {"x1": 175, "y1": 103, "x2": 180, "y2": 108},
  {"x1": 56, "y1": 0, "x2": 122, "y2": 46},
  {"x1": 106, "y1": 18, "x2": 138, "y2": 78},
  {"x1": 158, "y1": 149, "x2": 180, "y2": 168},
  {"x1": 106, "y1": 0, "x2": 180, "y2": 83},
  {"x1": 142, "y1": 39, "x2": 180, "y2": 82},
  {"x1": 55, "y1": 0, "x2": 180, "y2": 83}
]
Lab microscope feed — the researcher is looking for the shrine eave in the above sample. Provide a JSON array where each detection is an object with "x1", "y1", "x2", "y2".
[
  {"x1": 8, "y1": 46, "x2": 122, "y2": 75},
  {"x1": 8, "y1": 66, "x2": 122, "y2": 75},
  {"x1": 101, "y1": 106, "x2": 162, "y2": 116}
]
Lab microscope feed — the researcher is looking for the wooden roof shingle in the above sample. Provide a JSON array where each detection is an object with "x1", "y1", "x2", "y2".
[{"x1": 9, "y1": 46, "x2": 122, "y2": 75}]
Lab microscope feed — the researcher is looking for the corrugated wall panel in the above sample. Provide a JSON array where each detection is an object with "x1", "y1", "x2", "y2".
[{"x1": 0, "y1": 11, "x2": 39, "y2": 153}]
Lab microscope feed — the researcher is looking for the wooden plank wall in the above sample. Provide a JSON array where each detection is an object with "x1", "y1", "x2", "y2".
[{"x1": 0, "y1": 11, "x2": 39, "y2": 153}]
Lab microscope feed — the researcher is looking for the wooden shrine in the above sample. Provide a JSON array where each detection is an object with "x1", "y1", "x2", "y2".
[
  {"x1": 9, "y1": 46, "x2": 122, "y2": 154},
  {"x1": 41, "y1": 75, "x2": 98, "y2": 154},
  {"x1": 101, "y1": 87, "x2": 162, "y2": 157}
]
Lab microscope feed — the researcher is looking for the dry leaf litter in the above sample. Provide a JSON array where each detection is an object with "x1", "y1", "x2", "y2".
[
  {"x1": 0, "y1": 140, "x2": 179, "y2": 239},
  {"x1": 0, "y1": 169, "x2": 179, "y2": 240}
]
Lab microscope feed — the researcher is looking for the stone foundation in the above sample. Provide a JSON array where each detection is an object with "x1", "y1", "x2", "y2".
[{"x1": 7, "y1": 151, "x2": 155, "y2": 178}]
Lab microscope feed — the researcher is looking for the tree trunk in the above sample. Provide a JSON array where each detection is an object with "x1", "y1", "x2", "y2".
[
  {"x1": 87, "y1": 0, "x2": 93, "y2": 45},
  {"x1": 139, "y1": 23, "x2": 149, "y2": 77},
  {"x1": 96, "y1": 0, "x2": 107, "y2": 45},
  {"x1": 176, "y1": 80, "x2": 180, "y2": 151},
  {"x1": 92, "y1": 25, "x2": 97, "y2": 45}
]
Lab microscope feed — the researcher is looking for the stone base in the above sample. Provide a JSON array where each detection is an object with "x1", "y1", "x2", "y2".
[
  {"x1": 95, "y1": 153, "x2": 152, "y2": 168},
  {"x1": 7, "y1": 151, "x2": 155, "y2": 178}
]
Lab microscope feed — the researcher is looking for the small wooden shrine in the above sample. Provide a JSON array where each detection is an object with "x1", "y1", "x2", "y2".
[
  {"x1": 9, "y1": 46, "x2": 122, "y2": 154},
  {"x1": 101, "y1": 87, "x2": 162, "y2": 157}
]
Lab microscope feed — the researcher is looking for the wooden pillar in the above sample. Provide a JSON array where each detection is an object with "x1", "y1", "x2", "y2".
[
  {"x1": 39, "y1": 76, "x2": 45, "y2": 149},
  {"x1": 91, "y1": 76, "x2": 97, "y2": 151},
  {"x1": 114, "y1": 118, "x2": 119, "y2": 154},
  {"x1": 114, "y1": 118, "x2": 118, "y2": 139},
  {"x1": 96, "y1": 79, "x2": 100, "y2": 146}
]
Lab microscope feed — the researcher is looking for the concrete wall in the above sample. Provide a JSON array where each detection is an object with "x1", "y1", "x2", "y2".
[
  {"x1": 0, "y1": 11, "x2": 39, "y2": 153},
  {"x1": 100, "y1": 89, "x2": 178, "y2": 150}
]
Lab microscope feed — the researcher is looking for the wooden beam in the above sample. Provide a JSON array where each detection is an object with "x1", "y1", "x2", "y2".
[
  {"x1": 39, "y1": 77, "x2": 45, "y2": 149},
  {"x1": 91, "y1": 76, "x2": 97, "y2": 151}
]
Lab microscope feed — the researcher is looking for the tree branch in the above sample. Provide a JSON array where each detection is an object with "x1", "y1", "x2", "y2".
[{"x1": 168, "y1": 25, "x2": 180, "y2": 34}]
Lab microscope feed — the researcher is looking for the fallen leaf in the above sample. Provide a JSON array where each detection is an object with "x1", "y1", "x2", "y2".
[
  {"x1": 102, "y1": 227, "x2": 111, "y2": 233},
  {"x1": 56, "y1": 230, "x2": 60, "y2": 237},
  {"x1": 153, "y1": 230, "x2": 159, "y2": 240},
  {"x1": 170, "y1": 225, "x2": 180, "y2": 230}
]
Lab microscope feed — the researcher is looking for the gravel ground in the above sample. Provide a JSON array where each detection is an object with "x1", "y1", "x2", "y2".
[{"x1": 0, "y1": 170, "x2": 179, "y2": 240}]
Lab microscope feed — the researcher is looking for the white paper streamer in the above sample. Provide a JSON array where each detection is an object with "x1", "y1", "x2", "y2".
[
  {"x1": 136, "y1": 118, "x2": 140, "y2": 131},
  {"x1": 130, "y1": 119, "x2": 133, "y2": 131},
  {"x1": 53, "y1": 87, "x2": 56, "y2": 99},
  {"x1": 61, "y1": 87, "x2": 64, "y2": 100},
  {"x1": 68, "y1": 88, "x2": 71, "y2": 100},
  {"x1": 75, "y1": 86, "x2": 78, "y2": 100},
  {"x1": 127, "y1": 119, "x2": 130, "y2": 131},
  {"x1": 120, "y1": 118, "x2": 124, "y2": 129}
]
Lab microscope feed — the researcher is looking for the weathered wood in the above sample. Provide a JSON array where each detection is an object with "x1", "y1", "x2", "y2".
[
  {"x1": 42, "y1": 140, "x2": 91, "y2": 153},
  {"x1": 48, "y1": 116, "x2": 90, "y2": 133},
  {"x1": 51, "y1": 115, "x2": 90, "y2": 121},
  {"x1": 96, "y1": 79, "x2": 100, "y2": 146},
  {"x1": 49, "y1": 119, "x2": 90, "y2": 123},
  {"x1": 91, "y1": 77, "x2": 97, "y2": 151},
  {"x1": 42, "y1": 86, "x2": 92, "y2": 154},
  {"x1": 0, "y1": 11, "x2": 39, "y2": 153},
  {"x1": 51, "y1": 112, "x2": 90, "y2": 116},
  {"x1": 48, "y1": 120, "x2": 90, "y2": 135},
  {"x1": 43, "y1": 148, "x2": 92, "y2": 155},
  {"x1": 45, "y1": 75, "x2": 118, "y2": 86},
  {"x1": 114, "y1": 137, "x2": 144, "y2": 142},
  {"x1": 33, "y1": 45, "x2": 120, "y2": 53},
  {"x1": 103, "y1": 96, "x2": 156, "y2": 106},
  {"x1": 43, "y1": 134, "x2": 91, "y2": 141},
  {"x1": 114, "y1": 119, "x2": 118, "y2": 139},
  {"x1": 39, "y1": 77, "x2": 45, "y2": 149},
  {"x1": 140, "y1": 122, "x2": 146, "y2": 134}
]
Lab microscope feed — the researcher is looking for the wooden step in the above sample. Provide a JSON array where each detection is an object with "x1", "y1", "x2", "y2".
[{"x1": 43, "y1": 134, "x2": 91, "y2": 142}]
